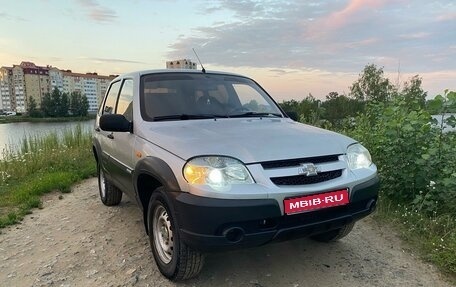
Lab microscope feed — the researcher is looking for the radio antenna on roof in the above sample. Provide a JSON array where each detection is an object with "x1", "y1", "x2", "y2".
[{"x1": 192, "y1": 48, "x2": 206, "y2": 73}]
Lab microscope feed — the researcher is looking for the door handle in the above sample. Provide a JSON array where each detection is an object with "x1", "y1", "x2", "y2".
[{"x1": 107, "y1": 133, "x2": 114, "y2": 139}]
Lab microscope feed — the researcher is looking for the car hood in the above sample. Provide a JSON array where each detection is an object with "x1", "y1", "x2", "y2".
[{"x1": 136, "y1": 118, "x2": 356, "y2": 164}]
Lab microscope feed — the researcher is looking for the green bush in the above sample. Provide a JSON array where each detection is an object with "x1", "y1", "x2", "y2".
[
  {"x1": 344, "y1": 90, "x2": 456, "y2": 276},
  {"x1": 346, "y1": 91, "x2": 455, "y2": 215}
]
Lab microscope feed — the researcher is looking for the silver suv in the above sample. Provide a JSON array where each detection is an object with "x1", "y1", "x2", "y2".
[{"x1": 93, "y1": 69, "x2": 379, "y2": 281}]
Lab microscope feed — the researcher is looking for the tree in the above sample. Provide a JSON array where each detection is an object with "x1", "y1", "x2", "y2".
[
  {"x1": 70, "y1": 91, "x2": 89, "y2": 116},
  {"x1": 57, "y1": 92, "x2": 69, "y2": 117},
  {"x1": 321, "y1": 92, "x2": 364, "y2": 127},
  {"x1": 41, "y1": 88, "x2": 73, "y2": 117},
  {"x1": 401, "y1": 75, "x2": 426, "y2": 110},
  {"x1": 27, "y1": 97, "x2": 42, "y2": 117},
  {"x1": 279, "y1": 94, "x2": 322, "y2": 125},
  {"x1": 80, "y1": 94, "x2": 89, "y2": 116},
  {"x1": 41, "y1": 92, "x2": 52, "y2": 117},
  {"x1": 50, "y1": 87, "x2": 61, "y2": 117},
  {"x1": 350, "y1": 64, "x2": 395, "y2": 102}
]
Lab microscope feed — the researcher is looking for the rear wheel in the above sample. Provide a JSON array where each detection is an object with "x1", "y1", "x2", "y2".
[
  {"x1": 97, "y1": 162, "x2": 122, "y2": 206},
  {"x1": 148, "y1": 188, "x2": 204, "y2": 281},
  {"x1": 310, "y1": 222, "x2": 355, "y2": 242}
]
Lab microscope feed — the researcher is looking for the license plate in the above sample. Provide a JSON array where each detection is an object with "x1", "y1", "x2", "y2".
[{"x1": 284, "y1": 189, "x2": 349, "y2": 215}]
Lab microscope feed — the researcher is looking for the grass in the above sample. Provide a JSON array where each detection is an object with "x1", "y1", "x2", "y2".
[
  {"x1": 0, "y1": 124, "x2": 96, "y2": 228},
  {"x1": 374, "y1": 195, "x2": 456, "y2": 282}
]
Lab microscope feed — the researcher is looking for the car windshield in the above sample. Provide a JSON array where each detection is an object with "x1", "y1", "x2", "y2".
[{"x1": 140, "y1": 73, "x2": 283, "y2": 121}]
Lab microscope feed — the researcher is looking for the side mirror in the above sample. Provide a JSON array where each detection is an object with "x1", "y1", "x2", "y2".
[
  {"x1": 285, "y1": 111, "x2": 299, "y2": 121},
  {"x1": 100, "y1": 114, "x2": 132, "y2": 132}
]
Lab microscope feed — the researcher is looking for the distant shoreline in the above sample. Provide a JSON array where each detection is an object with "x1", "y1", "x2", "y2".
[{"x1": 0, "y1": 115, "x2": 96, "y2": 124}]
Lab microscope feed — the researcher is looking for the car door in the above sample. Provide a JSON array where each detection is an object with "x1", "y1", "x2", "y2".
[
  {"x1": 107, "y1": 78, "x2": 135, "y2": 196},
  {"x1": 95, "y1": 80, "x2": 122, "y2": 184}
]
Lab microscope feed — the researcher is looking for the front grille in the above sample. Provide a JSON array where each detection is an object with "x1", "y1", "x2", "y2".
[
  {"x1": 261, "y1": 154, "x2": 340, "y2": 170},
  {"x1": 270, "y1": 170, "x2": 342, "y2": 186}
]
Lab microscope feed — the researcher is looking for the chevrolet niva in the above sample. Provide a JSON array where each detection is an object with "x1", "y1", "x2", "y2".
[{"x1": 93, "y1": 69, "x2": 379, "y2": 280}]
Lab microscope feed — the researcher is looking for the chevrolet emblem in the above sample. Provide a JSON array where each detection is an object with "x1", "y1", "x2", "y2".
[{"x1": 298, "y1": 163, "x2": 318, "y2": 176}]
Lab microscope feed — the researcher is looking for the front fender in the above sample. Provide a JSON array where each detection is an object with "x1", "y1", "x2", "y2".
[{"x1": 133, "y1": 157, "x2": 181, "y2": 193}]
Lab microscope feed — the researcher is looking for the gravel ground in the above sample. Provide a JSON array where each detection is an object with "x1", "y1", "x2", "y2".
[{"x1": 0, "y1": 178, "x2": 453, "y2": 287}]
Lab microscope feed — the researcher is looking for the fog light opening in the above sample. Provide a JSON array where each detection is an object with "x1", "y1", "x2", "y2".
[{"x1": 259, "y1": 218, "x2": 277, "y2": 229}]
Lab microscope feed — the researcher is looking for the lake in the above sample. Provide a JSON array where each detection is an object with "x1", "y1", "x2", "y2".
[{"x1": 0, "y1": 120, "x2": 95, "y2": 156}]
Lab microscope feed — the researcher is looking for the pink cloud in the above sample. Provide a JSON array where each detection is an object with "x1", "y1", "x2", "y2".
[
  {"x1": 75, "y1": 0, "x2": 117, "y2": 23},
  {"x1": 307, "y1": 0, "x2": 396, "y2": 39},
  {"x1": 437, "y1": 12, "x2": 456, "y2": 21},
  {"x1": 399, "y1": 32, "x2": 431, "y2": 39}
]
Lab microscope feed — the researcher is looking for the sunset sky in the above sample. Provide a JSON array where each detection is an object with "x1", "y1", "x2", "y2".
[{"x1": 1, "y1": 0, "x2": 455, "y2": 101}]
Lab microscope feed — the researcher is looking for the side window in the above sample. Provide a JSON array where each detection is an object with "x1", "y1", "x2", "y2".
[
  {"x1": 103, "y1": 81, "x2": 121, "y2": 115},
  {"x1": 116, "y1": 79, "x2": 134, "y2": 121}
]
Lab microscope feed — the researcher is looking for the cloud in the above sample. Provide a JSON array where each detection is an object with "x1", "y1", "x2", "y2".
[
  {"x1": 0, "y1": 12, "x2": 27, "y2": 22},
  {"x1": 399, "y1": 32, "x2": 431, "y2": 40},
  {"x1": 203, "y1": 0, "x2": 286, "y2": 20},
  {"x1": 168, "y1": 0, "x2": 456, "y2": 73},
  {"x1": 269, "y1": 69, "x2": 299, "y2": 76},
  {"x1": 75, "y1": 0, "x2": 117, "y2": 23},
  {"x1": 437, "y1": 12, "x2": 456, "y2": 21},
  {"x1": 326, "y1": 0, "x2": 393, "y2": 27},
  {"x1": 84, "y1": 57, "x2": 147, "y2": 64}
]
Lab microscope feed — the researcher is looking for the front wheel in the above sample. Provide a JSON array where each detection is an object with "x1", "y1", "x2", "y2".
[
  {"x1": 310, "y1": 222, "x2": 355, "y2": 242},
  {"x1": 97, "y1": 162, "x2": 122, "y2": 206},
  {"x1": 148, "y1": 188, "x2": 204, "y2": 281}
]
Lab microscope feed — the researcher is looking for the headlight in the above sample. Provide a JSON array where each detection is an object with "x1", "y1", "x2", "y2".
[
  {"x1": 347, "y1": 143, "x2": 372, "y2": 169},
  {"x1": 183, "y1": 156, "x2": 254, "y2": 187}
]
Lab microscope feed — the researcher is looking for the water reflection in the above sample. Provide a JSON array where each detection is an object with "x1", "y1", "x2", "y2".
[{"x1": 0, "y1": 120, "x2": 95, "y2": 156}]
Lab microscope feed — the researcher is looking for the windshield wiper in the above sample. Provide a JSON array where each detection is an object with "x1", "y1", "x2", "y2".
[
  {"x1": 153, "y1": 114, "x2": 229, "y2": 121},
  {"x1": 229, "y1": 112, "x2": 283, "y2": 118}
]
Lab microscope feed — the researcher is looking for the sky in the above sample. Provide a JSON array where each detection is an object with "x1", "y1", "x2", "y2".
[{"x1": 1, "y1": 0, "x2": 455, "y2": 101}]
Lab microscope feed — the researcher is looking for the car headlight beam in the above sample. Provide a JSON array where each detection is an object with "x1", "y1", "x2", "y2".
[{"x1": 183, "y1": 156, "x2": 254, "y2": 187}]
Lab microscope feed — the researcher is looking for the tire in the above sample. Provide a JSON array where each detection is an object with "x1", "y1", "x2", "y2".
[
  {"x1": 310, "y1": 222, "x2": 355, "y2": 242},
  {"x1": 147, "y1": 187, "x2": 204, "y2": 281},
  {"x1": 97, "y1": 162, "x2": 122, "y2": 206}
]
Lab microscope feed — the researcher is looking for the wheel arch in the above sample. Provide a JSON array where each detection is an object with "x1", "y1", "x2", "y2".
[
  {"x1": 134, "y1": 157, "x2": 181, "y2": 234},
  {"x1": 92, "y1": 138, "x2": 102, "y2": 164}
]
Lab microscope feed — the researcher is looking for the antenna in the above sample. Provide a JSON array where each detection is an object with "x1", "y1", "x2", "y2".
[{"x1": 192, "y1": 48, "x2": 206, "y2": 73}]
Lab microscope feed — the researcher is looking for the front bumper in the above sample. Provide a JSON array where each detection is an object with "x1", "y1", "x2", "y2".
[{"x1": 170, "y1": 176, "x2": 379, "y2": 251}]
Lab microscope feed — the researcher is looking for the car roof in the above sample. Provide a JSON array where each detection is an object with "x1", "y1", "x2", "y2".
[{"x1": 113, "y1": 69, "x2": 247, "y2": 81}]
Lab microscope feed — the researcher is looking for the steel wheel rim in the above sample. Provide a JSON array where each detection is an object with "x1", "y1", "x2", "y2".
[
  {"x1": 99, "y1": 168, "x2": 106, "y2": 198},
  {"x1": 153, "y1": 205, "x2": 174, "y2": 264}
]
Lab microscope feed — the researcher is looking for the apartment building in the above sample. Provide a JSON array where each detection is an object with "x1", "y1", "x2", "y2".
[
  {"x1": 61, "y1": 71, "x2": 113, "y2": 112},
  {"x1": 21, "y1": 62, "x2": 50, "y2": 111},
  {"x1": 49, "y1": 67, "x2": 64, "y2": 92},
  {"x1": 0, "y1": 67, "x2": 13, "y2": 111},
  {"x1": 0, "y1": 61, "x2": 115, "y2": 113},
  {"x1": 166, "y1": 59, "x2": 197, "y2": 69},
  {"x1": 11, "y1": 65, "x2": 25, "y2": 113}
]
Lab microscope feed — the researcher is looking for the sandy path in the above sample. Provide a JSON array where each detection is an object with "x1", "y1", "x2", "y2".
[{"x1": 0, "y1": 178, "x2": 452, "y2": 287}]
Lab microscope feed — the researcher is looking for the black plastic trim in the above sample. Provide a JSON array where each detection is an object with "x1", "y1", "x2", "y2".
[
  {"x1": 170, "y1": 175, "x2": 380, "y2": 251},
  {"x1": 133, "y1": 157, "x2": 180, "y2": 193},
  {"x1": 261, "y1": 154, "x2": 341, "y2": 169}
]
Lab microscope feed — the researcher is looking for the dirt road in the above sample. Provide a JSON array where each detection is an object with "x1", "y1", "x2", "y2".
[{"x1": 0, "y1": 178, "x2": 452, "y2": 287}]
